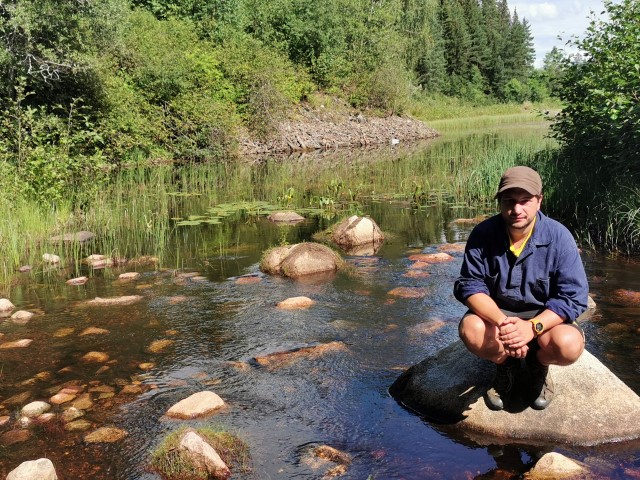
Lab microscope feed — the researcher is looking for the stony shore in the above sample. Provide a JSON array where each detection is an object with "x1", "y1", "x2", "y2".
[{"x1": 238, "y1": 103, "x2": 439, "y2": 157}]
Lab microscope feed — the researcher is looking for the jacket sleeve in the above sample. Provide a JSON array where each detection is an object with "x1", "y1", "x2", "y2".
[
  {"x1": 545, "y1": 233, "x2": 589, "y2": 321},
  {"x1": 454, "y1": 227, "x2": 490, "y2": 304}
]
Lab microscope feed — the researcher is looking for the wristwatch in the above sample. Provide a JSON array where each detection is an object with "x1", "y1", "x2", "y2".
[{"x1": 530, "y1": 318, "x2": 544, "y2": 337}]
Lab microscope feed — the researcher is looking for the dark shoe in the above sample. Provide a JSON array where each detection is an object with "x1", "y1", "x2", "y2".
[
  {"x1": 486, "y1": 358, "x2": 518, "y2": 410},
  {"x1": 527, "y1": 353, "x2": 554, "y2": 410}
]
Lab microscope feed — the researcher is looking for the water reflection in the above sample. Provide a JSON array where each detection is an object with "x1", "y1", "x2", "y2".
[{"x1": 1, "y1": 128, "x2": 639, "y2": 478}]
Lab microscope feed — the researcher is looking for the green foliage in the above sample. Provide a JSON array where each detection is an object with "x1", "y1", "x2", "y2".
[
  {"x1": 551, "y1": 0, "x2": 640, "y2": 178},
  {"x1": 0, "y1": 80, "x2": 110, "y2": 206}
]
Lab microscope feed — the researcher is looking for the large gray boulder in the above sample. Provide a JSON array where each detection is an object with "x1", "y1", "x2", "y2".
[
  {"x1": 390, "y1": 341, "x2": 640, "y2": 446},
  {"x1": 260, "y1": 242, "x2": 343, "y2": 278}
]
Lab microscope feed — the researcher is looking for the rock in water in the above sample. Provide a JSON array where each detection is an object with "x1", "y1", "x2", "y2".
[
  {"x1": 260, "y1": 242, "x2": 343, "y2": 278},
  {"x1": 267, "y1": 211, "x2": 305, "y2": 223},
  {"x1": 7, "y1": 458, "x2": 58, "y2": 480},
  {"x1": 178, "y1": 430, "x2": 231, "y2": 479},
  {"x1": 527, "y1": 452, "x2": 590, "y2": 479},
  {"x1": 166, "y1": 391, "x2": 225, "y2": 419},
  {"x1": 331, "y1": 215, "x2": 383, "y2": 248},
  {"x1": 389, "y1": 341, "x2": 640, "y2": 446}
]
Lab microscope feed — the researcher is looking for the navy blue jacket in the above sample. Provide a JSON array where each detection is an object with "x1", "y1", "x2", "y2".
[{"x1": 454, "y1": 211, "x2": 588, "y2": 321}]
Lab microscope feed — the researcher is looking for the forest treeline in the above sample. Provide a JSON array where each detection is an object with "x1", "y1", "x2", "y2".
[{"x1": 0, "y1": 0, "x2": 546, "y2": 204}]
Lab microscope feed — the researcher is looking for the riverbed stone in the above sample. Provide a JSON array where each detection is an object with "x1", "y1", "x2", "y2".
[
  {"x1": 0, "y1": 415, "x2": 10, "y2": 427},
  {"x1": 437, "y1": 242, "x2": 466, "y2": 254},
  {"x1": 53, "y1": 327, "x2": 75, "y2": 337},
  {"x1": 50, "y1": 392, "x2": 77, "y2": 405},
  {"x1": 277, "y1": 296, "x2": 315, "y2": 310},
  {"x1": 166, "y1": 391, "x2": 225, "y2": 419},
  {"x1": 66, "y1": 276, "x2": 88, "y2": 286},
  {"x1": 80, "y1": 327, "x2": 110, "y2": 336},
  {"x1": 50, "y1": 230, "x2": 95, "y2": 244},
  {"x1": 82, "y1": 351, "x2": 110, "y2": 363},
  {"x1": 0, "y1": 429, "x2": 31, "y2": 446},
  {"x1": 331, "y1": 215, "x2": 384, "y2": 248},
  {"x1": 0, "y1": 339, "x2": 33, "y2": 349},
  {"x1": 252, "y1": 341, "x2": 348, "y2": 369},
  {"x1": 18, "y1": 265, "x2": 32, "y2": 273},
  {"x1": 10, "y1": 310, "x2": 35, "y2": 324},
  {"x1": 260, "y1": 242, "x2": 344, "y2": 278},
  {"x1": 139, "y1": 362, "x2": 155, "y2": 370},
  {"x1": 6, "y1": 458, "x2": 58, "y2": 480},
  {"x1": 83, "y1": 295, "x2": 143, "y2": 307},
  {"x1": 21, "y1": 401, "x2": 51, "y2": 418},
  {"x1": 178, "y1": 430, "x2": 231, "y2": 479},
  {"x1": 611, "y1": 289, "x2": 640, "y2": 307},
  {"x1": 118, "y1": 272, "x2": 141, "y2": 280},
  {"x1": 65, "y1": 419, "x2": 93, "y2": 432},
  {"x1": 84, "y1": 426, "x2": 128, "y2": 443},
  {"x1": 42, "y1": 253, "x2": 60, "y2": 264},
  {"x1": 527, "y1": 452, "x2": 590, "y2": 479},
  {"x1": 407, "y1": 252, "x2": 453, "y2": 263},
  {"x1": 0, "y1": 298, "x2": 15, "y2": 311},
  {"x1": 267, "y1": 211, "x2": 305, "y2": 223},
  {"x1": 235, "y1": 275, "x2": 262, "y2": 285},
  {"x1": 2, "y1": 391, "x2": 32, "y2": 407},
  {"x1": 389, "y1": 341, "x2": 640, "y2": 446},
  {"x1": 37, "y1": 413, "x2": 56, "y2": 423},
  {"x1": 72, "y1": 393, "x2": 94, "y2": 410},
  {"x1": 146, "y1": 339, "x2": 174, "y2": 353},
  {"x1": 387, "y1": 287, "x2": 428, "y2": 298},
  {"x1": 62, "y1": 407, "x2": 84, "y2": 422}
]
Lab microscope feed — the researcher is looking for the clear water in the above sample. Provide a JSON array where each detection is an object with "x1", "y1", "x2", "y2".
[{"x1": 1, "y1": 136, "x2": 639, "y2": 479}]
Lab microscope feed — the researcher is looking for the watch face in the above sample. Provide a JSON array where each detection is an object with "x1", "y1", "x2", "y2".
[{"x1": 535, "y1": 322, "x2": 544, "y2": 333}]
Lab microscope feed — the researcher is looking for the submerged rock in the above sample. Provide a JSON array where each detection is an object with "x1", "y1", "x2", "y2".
[
  {"x1": 6, "y1": 458, "x2": 57, "y2": 480},
  {"x1": 387, "y1": 287, "x2": 428, "y2": 298},
  {"x1": 260, "y1": 242, "x2": 344, "y2": 279},
  {"x1": 80, "y1": 327, "x2": 109, "y2": 336},
  {"x1": 612, "y1": 289, "x2": 640, "y2": 307},
  {"x1": 0, "y1": 339, "x2": 33, "y2": 349},
  {"x1": 277, "y1": 296, "x2": 315, "y2": 310},
  {"x1": 118, "y1": 272, "x2": 141, "y2": 280},
  {"x1": 178, "y1": 430, "x2": 231, "y2": 479},
  {"x1": 83, "y1": 295, "x2": 143, "y2": 307},
  {"x1": 0, "y1": 298, "x2": 15, "y2": 311},
  {"x1": 11, "y1": 310, "x2": 35, "y2": 324},
  {"x1": 166, "y1": 391, "x2": 225, "y2": 419},
  {"x1": 0, "y1": 429, "x2": 31, "y2": 446},
  {"x1": 267, "y1": 211, "x2": 305, "y2": 223},
  {"x1": 146, "y1": 339, "x2": 174, "y2": 353},
  {"x1": 252, "y1": 341, "x2": 347, "y2": 369},
  {"x1": 84, "y1": 427, "x2": 128, "y2": 443},
  {"x1": 331, "y1": 215, "x2": 384, "y2": 248},
  {"x1": 527, "y1": 452, "x2": 590, "y2": 479},
  {"x1": 21, "y1": 401, "x2": 51, "y2": 418},
  {"x1": 81, "y1": 351, "x2": 110, "y2": 363},
  {"x1": 389, "y1": 341, "x2": 640, "y2": 446},
  {"x1": 407, "y1": 252, "x2": 453, "y2": 263},
  {"x1": 66, "y1": 276, "x2": 88, "y2": 286}
]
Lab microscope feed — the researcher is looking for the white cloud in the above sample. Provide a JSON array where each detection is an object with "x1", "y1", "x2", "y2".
[
  {"x1": 512, "y1": 3, "x2": 558, "y2": 20},
  {"x1": 510, "y1": 0, "x2": 607, "y2": 67}
]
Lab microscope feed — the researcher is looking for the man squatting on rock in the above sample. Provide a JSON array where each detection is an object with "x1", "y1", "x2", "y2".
[{"x1": 454, "y1": 166, "x2": 589, "y2": 410}]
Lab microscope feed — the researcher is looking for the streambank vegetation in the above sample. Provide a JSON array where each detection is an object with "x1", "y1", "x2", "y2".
[{"x1": 0, "y1": 0, "x2": 637, "y2": 291}]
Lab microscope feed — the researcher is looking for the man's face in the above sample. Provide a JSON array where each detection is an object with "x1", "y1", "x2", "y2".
[{"x1": 499, "y1": 188, "x2": 542, "y2": 231}]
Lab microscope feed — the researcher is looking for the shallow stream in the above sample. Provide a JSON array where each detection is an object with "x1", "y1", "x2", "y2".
[{"x1": 1, "y1": 123, "x2": 639, "y2": 479}]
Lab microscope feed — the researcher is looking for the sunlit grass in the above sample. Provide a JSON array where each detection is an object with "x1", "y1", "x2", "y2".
[{"x1": 149, "y1": 426, "x2": 251, "y2": 479}]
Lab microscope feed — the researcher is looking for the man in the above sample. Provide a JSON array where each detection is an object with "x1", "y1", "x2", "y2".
[{"x1": 454, "y1": 166, "x2": 588, "y2": 411}]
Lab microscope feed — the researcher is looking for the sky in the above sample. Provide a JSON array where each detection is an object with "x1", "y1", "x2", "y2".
[{"x1": 510, "y1": 0, "x2": 608, "y2": 68}]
